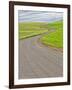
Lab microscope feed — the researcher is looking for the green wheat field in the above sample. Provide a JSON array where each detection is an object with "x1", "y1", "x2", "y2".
[{"x1": 19, "y1": 20, "x2": 63, "y2": 48}]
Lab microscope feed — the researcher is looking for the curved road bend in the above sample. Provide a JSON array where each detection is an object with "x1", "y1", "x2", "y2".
[{"x1": 19, "y1": 35, "x2": 63, "y2": 79}]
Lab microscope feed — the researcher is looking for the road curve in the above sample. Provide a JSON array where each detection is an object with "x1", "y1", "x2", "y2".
[{"x1": 19, "y1": 35, "x2": 63, "y2": 79}]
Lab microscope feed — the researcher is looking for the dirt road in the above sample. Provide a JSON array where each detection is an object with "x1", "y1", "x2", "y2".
[{"x1": 19, "y1": 35, "x2": 63, "y2": 79}]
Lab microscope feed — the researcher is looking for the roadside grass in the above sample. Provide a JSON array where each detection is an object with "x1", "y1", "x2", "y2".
[
  {"x1": 19, "y1": 22, "x2": 49, "y2": 39},
  {"x1": 19, "y1": 30, "x2": 48, "y2": 39},
  {"x1": 40, "y1": 21, "x2": 63, "y2": 48}
]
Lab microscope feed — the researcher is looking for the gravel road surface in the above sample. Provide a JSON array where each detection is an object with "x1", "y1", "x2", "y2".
[{"x1": 19, "y1": 35, "x2": 63, "y2": 79}]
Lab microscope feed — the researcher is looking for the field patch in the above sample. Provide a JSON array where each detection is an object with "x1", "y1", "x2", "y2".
[
  {"x1": 19, "y1": 22, "x2": 49, "y2": 39},
  {"x1": 40, "y1": 21, "x2": 63, "y2": 48}
]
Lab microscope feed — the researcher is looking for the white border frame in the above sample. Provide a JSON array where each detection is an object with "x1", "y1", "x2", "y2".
[{"x1": 14, "y1": 5, "x2": 68, "y2": 85}]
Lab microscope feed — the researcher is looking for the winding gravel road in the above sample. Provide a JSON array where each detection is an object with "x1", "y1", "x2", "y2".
[{"x1": 19, "y1": 35, "x2": 63, "y2": 79}]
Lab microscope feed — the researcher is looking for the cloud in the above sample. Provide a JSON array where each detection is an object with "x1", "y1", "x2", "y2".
[{"x1": 18, "y1": 10, "x2": 63, "y2": 22}]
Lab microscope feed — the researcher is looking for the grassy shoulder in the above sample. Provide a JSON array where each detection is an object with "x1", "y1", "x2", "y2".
[
  {"x1": 40, "y1": 21, "x2": 63, "y2": 48},
  {"x1": 19, "y1": 30, "x2": 48, "y2": 39},
  {"x1": 19, "y1": 22, "x2": 49, "y2": 39}
]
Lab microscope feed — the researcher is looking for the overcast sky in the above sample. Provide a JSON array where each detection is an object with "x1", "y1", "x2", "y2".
[{"x1": 18, "y1": 10, "x2": 63, "y2": 23}]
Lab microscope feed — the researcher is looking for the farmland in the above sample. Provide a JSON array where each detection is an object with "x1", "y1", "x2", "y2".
[
  {"x1": 19, "y1": 21, "x2": 63, "y2": 48},
  {"x1": 19, "y1": 22, "x2": 48, "y2": 39},
  {"x1": 40, "y1": 21, "x2": 63, "y2": 48}
]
